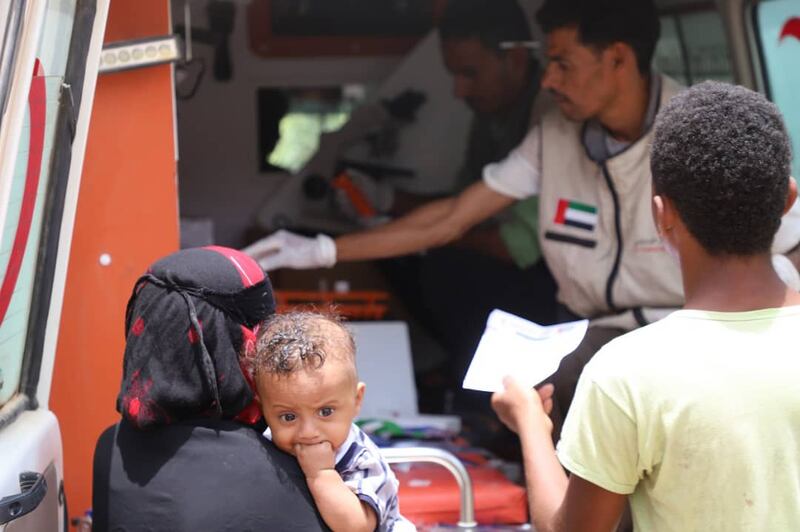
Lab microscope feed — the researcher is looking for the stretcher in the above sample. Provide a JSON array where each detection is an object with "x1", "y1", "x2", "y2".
[
  {"x1": 349, "y1": 323, "x2": 529, "y2": 529},
  {"x1": 383, "y1": 447, "x2": 529, "y2": 530}
]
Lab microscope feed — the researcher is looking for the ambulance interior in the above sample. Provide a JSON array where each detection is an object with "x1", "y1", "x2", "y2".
[
  {"x1": 173, "y1": 0, "x2": 741, "y2": 247},
  {"x1": 165, "y1": 0, "x2": 797, "y2": 525},
  {"x1": 1, "y1": 0, "x2": 798, "y2": 529},
  {"x1": 174, "y1": 2, "x2": 726, "y2": 337}
]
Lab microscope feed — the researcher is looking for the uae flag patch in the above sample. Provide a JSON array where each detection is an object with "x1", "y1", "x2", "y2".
[{"x1": 554, "y1": 199, "x2": 597, "y2": 231}]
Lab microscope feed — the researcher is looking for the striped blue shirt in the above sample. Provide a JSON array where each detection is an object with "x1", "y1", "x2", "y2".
[
  {"x1": 334, "y1": 424, "x2": 416, "y2": 531},
  {"x1": 263, "y1": 424, "x2": 415, "y2": 531}
]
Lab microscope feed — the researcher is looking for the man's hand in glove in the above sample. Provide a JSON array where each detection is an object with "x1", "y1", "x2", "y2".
[{"x1": 242, "y1": 230, "x2": 336, "y2": 271}]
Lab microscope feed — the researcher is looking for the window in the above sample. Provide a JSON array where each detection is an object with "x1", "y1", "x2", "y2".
[
  {"x1": 0, "y1": 1, "x2": 77, "y2": 407},
  {"x1": 261, "y1": 85, "x2": 365, "y2": 173},
  {"x1": 754, "y1": 0, "x2": 800, "y2": 178},
  {"x1": 654, "y1": 7, "x2": 734, "y2": 85}
]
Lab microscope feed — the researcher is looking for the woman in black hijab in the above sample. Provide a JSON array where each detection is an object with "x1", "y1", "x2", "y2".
[{"x1": 92, "y1": 246, "x2": 328, "y2": 531}]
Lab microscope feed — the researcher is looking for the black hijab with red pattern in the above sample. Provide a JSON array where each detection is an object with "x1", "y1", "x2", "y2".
[{"x1": 117, "y1": 246, "x2": 274, "y2": 429}]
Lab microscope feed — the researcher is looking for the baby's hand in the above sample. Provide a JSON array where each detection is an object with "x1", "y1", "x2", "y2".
[{"x1": 294, "y1": 441, "x2": 335, "y2": 479}]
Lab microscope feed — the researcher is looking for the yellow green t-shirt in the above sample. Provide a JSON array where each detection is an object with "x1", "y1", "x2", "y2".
[{"x1": 557, "y1": 306, "x2": 800, "y2": 531}]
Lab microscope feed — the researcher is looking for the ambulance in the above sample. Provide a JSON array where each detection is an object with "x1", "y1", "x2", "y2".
[{"x1": 0, "y1": 0, "x2": 797, "y2": 529}]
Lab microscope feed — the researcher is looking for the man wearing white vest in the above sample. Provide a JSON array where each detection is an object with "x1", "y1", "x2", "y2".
[{"x1": 245, "y1": 0, "x2": 800, "y2": 431}]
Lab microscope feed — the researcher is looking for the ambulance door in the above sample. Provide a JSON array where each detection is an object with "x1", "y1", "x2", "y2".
[
  {"x1": 752, "y1": 0, "x2": 800, "y2": 177},
  {"x1": 0, "y1": 0, "x2": 107, "y2": 530}
]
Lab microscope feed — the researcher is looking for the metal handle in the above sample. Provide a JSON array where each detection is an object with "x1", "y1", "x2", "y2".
[
  {"x1": 382, "y1": 447, "x2": 478, "y2": 529},
  {"x1": 0, "y1": 471, "x2": 48, "y2": 525}
]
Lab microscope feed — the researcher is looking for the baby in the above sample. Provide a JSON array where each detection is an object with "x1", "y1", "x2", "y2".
[{"x1": 254, "y1": 311, "x2": 415, "y2": 532}]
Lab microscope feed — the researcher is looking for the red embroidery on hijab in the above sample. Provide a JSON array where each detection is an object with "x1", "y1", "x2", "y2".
[
  {"x1": 123, "y1": 370, "x2": 164, "y2": 427},
  {"x1": 131, "y1": 317, "x2": 145, "y2": 336},
  {"x1": 187, "y1": 320, "x2": 203, "y2": 344},
  {"x1": 128, "y1": 397, "x2": 141, "y2": 417}
]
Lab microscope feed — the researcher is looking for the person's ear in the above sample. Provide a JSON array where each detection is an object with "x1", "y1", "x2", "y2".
[
  {"x1": 606, "y1": 42, "x2": 633, "y2": 71},
  {"x1": 505, "y1": 46, "x2": 529, "y2": 71},
  {"x1": 652, "y1": 194, "x2": 665, "y2": 234},
  {"x1": 251, "y1": 377, "x2": 263, "y2": 406},
  {"x1": 783, "y1": 177, "x2": 798, "y2": 215},
  {"x1": 608, "y1": 43, "x2": 623, "y2": 68},
  {"x1": 355, "y1": 381, "x2": 366, "y2": 412},
  {"x1": 501, "y1": 46, "x2": 529, "y2": 86},
  {"x1": 652, "y1": 194, "x2": 677, "y2": 238},
  {"x1": 250, "y1": 368, "x2": 269, "y2": 407}
]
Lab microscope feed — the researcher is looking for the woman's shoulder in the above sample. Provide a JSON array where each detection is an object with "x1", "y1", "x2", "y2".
[
  {"x1": 94, "y1": 419, "x2": 329, "y2": 532},
  {"x1": 118, "y1": 418, "x2": 298, "y2": 470}
]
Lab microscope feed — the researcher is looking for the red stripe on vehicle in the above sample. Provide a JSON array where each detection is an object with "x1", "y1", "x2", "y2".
[{"x1": 0, "y1": 60, "x2": 46, "y2": 326}]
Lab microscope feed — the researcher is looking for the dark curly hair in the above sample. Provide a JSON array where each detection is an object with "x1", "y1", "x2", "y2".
[
  {"x1": 254, "y1": 311, "x2": 355, "y2": 376},
  {"x1": 651, "y1": 81, "x2": 792, "y2": 256},
  {"x1": 536, "y1": 0, "x2": 659, "y2": 74},
  {"x1": 439, "y1": 0, "x2": 531, "y2": 54}
]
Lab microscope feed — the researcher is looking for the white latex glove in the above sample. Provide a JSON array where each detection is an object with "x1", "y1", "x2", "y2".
[
  {"x1": 772, "y1": 254, "x2": 800, "y2": 291},
  {"x1": 242, "y1": 230, "x2": 336, "y2": 271}
]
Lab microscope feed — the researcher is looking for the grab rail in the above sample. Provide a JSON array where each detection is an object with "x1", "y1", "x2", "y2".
[{"x1": 381, "y1": 446, "x2": 478, "y2": 529}]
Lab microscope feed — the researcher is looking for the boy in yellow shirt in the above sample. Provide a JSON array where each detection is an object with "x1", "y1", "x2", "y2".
[{"x1": 491, "y1": 81, "x2": 800, "y2": 531}]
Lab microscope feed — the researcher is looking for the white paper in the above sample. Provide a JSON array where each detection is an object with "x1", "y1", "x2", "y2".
[{"x1": 462, "y1": 309, "x2": 589, "y2": 393}]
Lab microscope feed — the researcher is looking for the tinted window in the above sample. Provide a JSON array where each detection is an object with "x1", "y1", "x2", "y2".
[
  {"x1": 0, "y1": 1, "x2": 77, "y2": 407},
  {"x1": 755, "y1": 0, "x2": 800, "y2": 178},
  {"x1": 655, "y1": 8, "x2": 733, "y2": 85}
]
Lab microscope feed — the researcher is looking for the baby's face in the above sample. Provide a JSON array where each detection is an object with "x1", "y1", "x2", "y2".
[{"x1": 257, "y1": 358, "x2": 364, "y2": 456}]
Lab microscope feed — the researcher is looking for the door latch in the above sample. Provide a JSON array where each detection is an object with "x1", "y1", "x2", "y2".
[{"x1": 0, "y1": 471, "x2": 47, "y2": 524}]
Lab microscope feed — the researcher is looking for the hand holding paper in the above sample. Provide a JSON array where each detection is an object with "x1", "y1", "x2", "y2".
[
  {"x1": 462, "y1": 309, "x2": 588, "y2": 393},
  {"x1": 491, "y1": 378, "x2": 555, "y2": 435}
]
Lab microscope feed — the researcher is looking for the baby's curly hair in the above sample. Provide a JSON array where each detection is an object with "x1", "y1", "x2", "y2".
[
  {"x1": 254, "y1": 310, "x2": 355, "y2": 376},
  {"x1": 651, "y1": 81, "x2": 792, "y2": 255}
]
